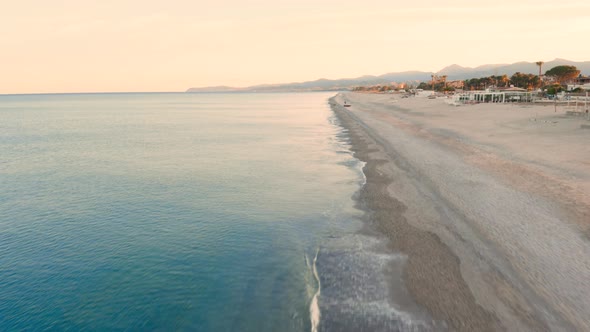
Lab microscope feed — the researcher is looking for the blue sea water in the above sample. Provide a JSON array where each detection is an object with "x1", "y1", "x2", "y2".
[{"x1": 0, "y1": 92, "x2": 367, "y2": 331}]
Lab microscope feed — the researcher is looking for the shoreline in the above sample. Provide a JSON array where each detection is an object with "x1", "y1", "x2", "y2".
[
  {"x1": 329, "y1": 92, "x2": 590, "y2": 330},
  {"x1": 329, "y1": 96, "x2": 500, "y2": 331}
]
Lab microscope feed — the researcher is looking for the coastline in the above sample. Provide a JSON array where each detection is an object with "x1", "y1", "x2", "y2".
[
  {"x1": 329, "y1": 92, "x2": 590, "y2": 330},
  {"x1": 330, "y1": 95, "x2": 501, "y2": 331}
]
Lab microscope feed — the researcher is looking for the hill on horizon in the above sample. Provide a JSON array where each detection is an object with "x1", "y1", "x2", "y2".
[
  {"x1": 186, "y1": 58, "x2": 590, "y2": 93},
  {"x1": 436, "y1": 58, "x2": 590, "y2": 80}
]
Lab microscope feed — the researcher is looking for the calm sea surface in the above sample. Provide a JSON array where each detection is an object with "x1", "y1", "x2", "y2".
[{"x1": 0, "y1": 92, "x2": 367, "y2": 330}]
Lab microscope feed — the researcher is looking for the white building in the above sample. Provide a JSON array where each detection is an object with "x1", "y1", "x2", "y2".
[{"x1": 567, "y1": 76, "x2": 590, "y2": 91}]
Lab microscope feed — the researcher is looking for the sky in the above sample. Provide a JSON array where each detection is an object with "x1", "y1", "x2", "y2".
[{"x1": 2, "y1": 0, "x2": 590, "y2": 94}]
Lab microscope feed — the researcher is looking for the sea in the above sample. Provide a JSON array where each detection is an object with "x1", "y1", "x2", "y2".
[{"x1": 0, "y1": 92, "x2": 435, "y2": 331}]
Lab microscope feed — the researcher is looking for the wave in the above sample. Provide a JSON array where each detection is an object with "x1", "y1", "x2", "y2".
[{"x1": 309, "y1": 248, "x2": 321, "y2": 332}]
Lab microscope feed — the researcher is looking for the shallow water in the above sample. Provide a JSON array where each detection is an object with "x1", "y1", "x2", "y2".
[
  {"x1": 0, "y1": 92, "x2": 366, "y2": 330},
  {"x1": 0, "y1": 92, "x2": 434, "y2": 331}
]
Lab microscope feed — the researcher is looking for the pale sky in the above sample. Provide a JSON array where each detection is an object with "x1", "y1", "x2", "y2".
[{"x1": 2, "y1": 0, "x2": 589, "y2": 94}]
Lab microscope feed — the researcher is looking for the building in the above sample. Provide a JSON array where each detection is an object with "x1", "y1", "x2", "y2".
[
  {"x1": 491, "y1": 86, "x2": 527, "y2": 93},
  {"x1": 452, "y1": 87, "x2": 535, "y2": 104},
  {"x1": 567, "y1": 76, "x2": 590, "y2": 91}
]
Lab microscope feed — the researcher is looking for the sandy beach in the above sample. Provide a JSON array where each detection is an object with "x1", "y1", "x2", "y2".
[{"x1": 330, "y1": 92, "x2": 590, "y2": 331}]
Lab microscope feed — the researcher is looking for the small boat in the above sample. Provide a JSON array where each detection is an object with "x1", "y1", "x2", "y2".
[{"x1": 343, "y1": 101, "x2": 351, "y2": 107}]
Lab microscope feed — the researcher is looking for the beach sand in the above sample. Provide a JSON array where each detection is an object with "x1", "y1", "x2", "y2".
[{"x1": 330, "y1": 93, "x2": 590, "y2": 331}]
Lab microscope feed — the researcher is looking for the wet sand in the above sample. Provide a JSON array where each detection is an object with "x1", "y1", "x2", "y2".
[{"x1": 330, "y1": 93, "x2": 590, "y2": 331}]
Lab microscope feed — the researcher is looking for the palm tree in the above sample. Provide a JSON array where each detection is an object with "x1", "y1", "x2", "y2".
[
  {"x1": 536, "y1": 61, "x2": 544, "y2": 80},
  {"x1": 501, "y1": 74, "x2": 509, "y2": 87},
  {"x1": 431, "y1": 74, "x2": 435, "y2": 91}
]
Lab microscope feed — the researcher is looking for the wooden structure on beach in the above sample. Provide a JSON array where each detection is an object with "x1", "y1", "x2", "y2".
[
  {"x1": 564, "y1": 92, "x2": 590, "y2": 118},
  {"x1": 453, "y1": 88, "x2": 535, "y2": 104}
]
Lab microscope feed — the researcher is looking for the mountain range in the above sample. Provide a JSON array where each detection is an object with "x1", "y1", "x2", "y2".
[{"x1": 186, "y1": 58, "x2": 590, "y2": 93}]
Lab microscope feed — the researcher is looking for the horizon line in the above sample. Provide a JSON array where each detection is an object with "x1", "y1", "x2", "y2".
[{"x1": 0, "y1": 91, "x2": 184, "y2": 97}]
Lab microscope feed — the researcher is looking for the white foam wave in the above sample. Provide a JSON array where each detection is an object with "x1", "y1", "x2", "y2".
[
  {"x1": 357, "y1": 160, "x2": 367, "y2": 186},
  {"x1": 310, "y1": 248, "x2": 321, "y2": 332}
]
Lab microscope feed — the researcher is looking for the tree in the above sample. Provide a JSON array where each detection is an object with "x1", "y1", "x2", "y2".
[
  {"x1": 481, "y1": 76, "x2": 495, "y2": 89},
  {"x1": 501, "y1": 74, "x2": 510, "y2": 87},
  {"x1": 417, "y1": 82, "x2": 430, "y2": 90},
  {"x1": 535, "y1": 61, "x2": 544, "y2": 79},
  {"x1": 546, "y1": 84, "x2": 564, "y2": 95},
  {"x1": 510, "y1": 72, "x2": 540, "y2": 89},
  {"x1": 468, "y1": 78, "x2": 481, "y2": 90},
  {"x1": 545, "y1": 65, "x2": 580, "y2": 84}
]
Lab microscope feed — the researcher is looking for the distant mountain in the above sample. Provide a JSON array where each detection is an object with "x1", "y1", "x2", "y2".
[
  {"x1": 186, "y1": 86, "x2": 246, "y2": 92},
  {"x1": 186, "y1": 71, "x2": 433, "y2": 93},
  {"x1": 186, "y1": 58, "x2": 590, "y2": 92},
  {"x1": 437, "y1": 58, "x2": 590, "y2": 79}
]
